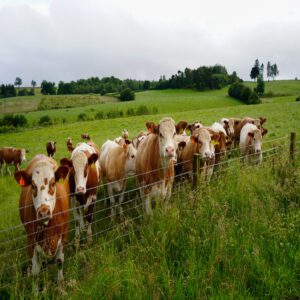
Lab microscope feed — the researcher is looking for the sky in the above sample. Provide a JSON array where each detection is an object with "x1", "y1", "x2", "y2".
[{"x1": 0, "y1": 0, "x2": 299, "y2": 85}]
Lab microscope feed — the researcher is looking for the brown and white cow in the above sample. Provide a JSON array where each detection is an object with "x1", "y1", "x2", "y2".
[
  {"x1": 60, "y1": 142, "x2": 100, "y2": 246},
  {"x1": 177, "y1": 128, "x2": 218, "y2": 179},
  {"x1": 66, "y1": 137, "x2": 74, "y2": 153},
  {"x1": 187, "y1": 120, "x2": 204, "y2": 134},
  {"x1": 240, "y1": 123, "x2": 263, "y2": 165},
  {"x1": 14, "y1": 154, "x2": 69, "y2": 282},
  {"x1": 81, "y1": 133, "x2": 91, "y2": 140},
  {"x1": 104, "y1": 141, "x2": 136, "y2": 218},
  {"x1": 46, "y1": 141, "x2": 56, "y2": 158},
  {"x1": 136, "y1": 118, "x2": 187, "y2": 213},
  {"x1": 132, "y1": 131, "x2": 148, "y2": 149},
  {"x1": 114, "y1": 129, "x2": 129, "y2": 146},
  {"x1": 0, "y1": 147, "x2": 28, "y2": 175}
]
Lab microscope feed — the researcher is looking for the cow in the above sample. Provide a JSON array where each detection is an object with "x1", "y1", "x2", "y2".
[
  {"x1": 177, "y1": 128, "x2": 218, "y2": 179},
  {"x1": 60, "y1": 142, "x2": 100, "y2": 246},
  {"x1": 239, "y1": 123, "x2": 263, "y2": 165},
  {"x1": 0, "y1": 147, "x2": 28, "y2": 175},
  {"x1": 114, "y1": 129, "x2": 130, "y2": 146},
  {"x1": 187, "y1": 120, "x2": 204, "y2": 134},
  {"x1": 81, "y1": 133, "x2": 91, "y2": 140},
  {"x1": 132, "y1": 131, "x2": 148, "y2": 149},
  {"x1": 14, "y1": 154, "x2": 70, "y2": 282},
  {"x1": 135, "y1": 117, "x2": 187, "y2": 213},
  {"x1": 104, "y1": 142, "x2": 136, "y2": 218},
  {"x1": 46, "y1": 141, "x2": 56, "y2": 158},
  {"x1": 66, "y1": 137, "x2": 74, "y2": 153},
  {"x1": 211, "y1": 122, "x2": 232, "y2": 152}
]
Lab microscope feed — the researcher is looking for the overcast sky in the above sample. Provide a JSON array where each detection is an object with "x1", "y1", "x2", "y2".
[{"x1": 0, "y1": 0, "x2": 299, "y2": 85}]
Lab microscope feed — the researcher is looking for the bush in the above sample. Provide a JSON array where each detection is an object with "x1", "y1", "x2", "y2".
[
  {"x1": 77, "y1": 113, "x2": 89, "y2": 121},
  {"x1": 0, "y1": 125, "x2": 16, "y2": 133},
  {"x1": 95, "y1": 111, "x2": 106, "y2": 120},
  {"x1": 41, "y1": 80, "x2": 56, "y2": 95},
  {"x1": 296, "y1": 96, "x2": 300, "y2": 102},
  {"x1": 256, "y1": 76, "x2": 265, "y2": 95},
  {"x1": 107, "y1": 110, "x2": 123, "y2": 119},
  {"x1": 127, "y1": 108, "x2": 135, "y2": 116},
  {"x1": 0, "y1": 114, "x2": 27, "y2": 127},
  {"x1": 18, "y1": 89, "x2": 29, "y2": 96},
  {"x1": 228, "y1": 82, "x2": 261, "y2": 105},
  {"x1": 28, "y1": 88, "x2": 35, "y2": 96},
  {"x1": 248, "y1": 91, "x2": 261, "y2": 104},
  {"x1": 119, "y1": 88, "x2": 135, "y2": 101},
  {"x1": 136, "y1": 105, "x2": 149, "y2": 115},
  {"x1": 38, "y1": 115, "x2": 52, "y2": 126}
]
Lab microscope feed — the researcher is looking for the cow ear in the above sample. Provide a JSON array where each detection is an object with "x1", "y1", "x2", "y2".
[
  {"x1": 176, "y1": 121, "x2": 188, "y2": 134},
  {"x1": 248, "y1": 132, "x2": 254, "y2": 138},
  {"x1": 55, "y1": 166, "x2": 69, "y2": 182},
  {"x1": 262, "y1": 128, "x2": 268, "y2": 136},
  {"x1": 54, "y1": 141, "x2": 57, "y2": 145},
  {"x1": 153, "y1": 125, "x2": 160, "y2": 134},
  {"x1": 234, "y1": 120, "x2": 240, "y2": 125},
  {"x1": 88, "y1": 153, "x2": 99, "y2": 165},
  {"x1": 259, "y1": 116, "x2": 267, "y2": 124},
  {"x1": 223, "y1": 120, "x2": 229, "y2": 125},
  {"x1": 187, "y1": 124, "x2": 194, "y2": 134},
  {"x1": 178, "y1": 141, "x2": 186, "y2": 150},
  {"x1": 146, "y1": 122, "x2": 155, "y2": 133},
  {"x1": 60, "y1": 158, "x2": 73, "y2": 168},
  {"x1": 14, "y1": 171, "x2": 32, "y2": 187},
  {"x1": 211, "y1": 133, "x2": 220, "y2": 141},
  {"x1": 190, "y1": 136, "x2": 198, "y2": 144}
]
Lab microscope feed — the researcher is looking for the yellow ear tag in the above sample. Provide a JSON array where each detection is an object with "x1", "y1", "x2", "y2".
[
  {"x1": 19, "y1": 177, "x2": 25, "y2": 186},
  {"x1": 179, "y1": 129, "x2": 183, "y2": 134},
  {"x1": 212, "y1": 140, "x2": 219, "y2": 146},
  {"x1": 91, "y1": 163, "x2": 96, "y2": 169},
  {"x1": 59, "y1": 178, "x2": 64, "y2": 184}
]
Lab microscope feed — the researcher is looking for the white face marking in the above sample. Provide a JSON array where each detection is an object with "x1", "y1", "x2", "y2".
[
  {"x1": 252, "y1": 130, "x2": 262, "y2": 153},
  {"x1": 31, "y1": 162, "x2": 56, "y2": 221},
  {"x1": 158, "y1": 118, "x2": 177, "y2": 160},
  {"x1": 125, "y1": 144, "x2": 137, "y2": 175},
  {"x1": 72, "y1": 151, "x2": 88, "y2": 194},
  {"x1": 194, "y1": 129, "x2": 214, "y2": 159}
]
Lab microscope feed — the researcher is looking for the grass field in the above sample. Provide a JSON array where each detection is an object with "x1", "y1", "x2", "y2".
[{"x1": 0, "y1": 80, "x2": 299, "y2": 298}]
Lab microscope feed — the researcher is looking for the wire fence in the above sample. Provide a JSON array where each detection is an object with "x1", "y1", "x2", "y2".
[{"x1": 0, "y1": 133, "x2": 298, "y2": 290}]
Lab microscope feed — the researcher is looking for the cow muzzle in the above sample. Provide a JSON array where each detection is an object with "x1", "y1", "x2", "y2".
[
  {"x1": 37, "y1": 205, "x2": 51, "y2": 225},
  {"x1": 165, "y1": 146, "x2": 175, "y2": 157},
  {"x1": 76, "y1": 186, "x2": 86, "y2": 194}
]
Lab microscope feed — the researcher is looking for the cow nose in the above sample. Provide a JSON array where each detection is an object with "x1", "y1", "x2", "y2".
[
  {"x1": 76, "y1": 186, "x2": 85, "y2": 194},
  {"x1": 204, "y1": 152, "x2": 210, "y2": 157},
  {"x1": 38, "y1": 207, "x2": 50, "y2": 224},
  {"x1": 165, "y1": 146, "x2": 174, "y2": 156},
  {"x1": 256, "y1": 149, "x2": 261, "y2": 153}
]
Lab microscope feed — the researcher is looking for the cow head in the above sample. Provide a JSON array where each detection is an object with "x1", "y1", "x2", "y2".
[
  {"x1": 61, "y1": 150, "x2": 98, "y2": 195},
  {"x1": 188, "y1": 121, "x2": 203, "y2": 134},
  {"x1": 123, "y1": 141, "x2": 137, "y2": 175},
  {"x1": 190, "y1": 128, "x2": 215, "y2": 159},
  {"x1": 122, "y1": 129, "x2": 129, "y2": 139},
  {"x1": 228, "y1": 119, "x2": 241, "y2": 137},
  {"x1": 15, "y1": 162, "x2": 69, "y2": 225},
  {"x1": 248, "y1": 129, "x2": 263, "y2": 153}
]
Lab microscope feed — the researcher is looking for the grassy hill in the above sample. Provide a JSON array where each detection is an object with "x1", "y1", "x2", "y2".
[{"x1": 0, "y1": 80, "x2": 299, "y2": 298}]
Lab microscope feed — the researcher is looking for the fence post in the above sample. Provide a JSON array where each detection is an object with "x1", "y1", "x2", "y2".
[
  {"x1": 290, "y1": 132, "x2": 296, "y2": 163},
  {"x1": 193, "y1": 154, "x2": 201, "y2": 188}
]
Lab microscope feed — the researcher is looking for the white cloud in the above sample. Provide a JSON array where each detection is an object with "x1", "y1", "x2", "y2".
[{"x1": 0, "y1": 0, "x2": 299, "y2": 85}]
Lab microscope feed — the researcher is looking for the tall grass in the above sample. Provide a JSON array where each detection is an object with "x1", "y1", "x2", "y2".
[{"x1": 1, "y1": 152, "x2": 299, "y2": 299}]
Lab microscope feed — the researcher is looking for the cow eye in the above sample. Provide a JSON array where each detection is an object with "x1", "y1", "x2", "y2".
[{"x1": 131, "y1": 155, "x2": 135, "y2": 159}]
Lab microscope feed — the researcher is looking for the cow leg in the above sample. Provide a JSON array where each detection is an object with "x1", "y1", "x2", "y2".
[
  {"x1": 73, "y1": 198, "x2": 84, "y2": 248},
  {"x1": 144, "y1": 194, "x2": 152, "y2": 214},
  {"x1": 86, "y1": 196, "x2": 95, "y2": 245},
  {"x1": 107, "y1": 184, "x2": 116, "y2": 220},
  {"x1": 5, "y1": 163, "x2": 11, "y2": 175},
  {"x1": 56, "y1": 241, "x2": 64, "y2": 282},
  {"x1": 31, "y1": 247, "x2": 40, "y2": 276}
]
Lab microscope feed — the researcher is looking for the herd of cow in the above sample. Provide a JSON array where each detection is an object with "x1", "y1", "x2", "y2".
[{"x1": 0, "y1": 115, "x2": 268, "y2": 283}]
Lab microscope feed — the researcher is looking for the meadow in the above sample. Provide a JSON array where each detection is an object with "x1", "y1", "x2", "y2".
[{"x1": 0, "y1": 80, "x2": 299, "y2": 298}]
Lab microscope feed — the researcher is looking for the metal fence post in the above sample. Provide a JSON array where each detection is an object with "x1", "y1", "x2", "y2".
[{"x1": 290, "y1": 132, "x2": 296, "y2": 163}]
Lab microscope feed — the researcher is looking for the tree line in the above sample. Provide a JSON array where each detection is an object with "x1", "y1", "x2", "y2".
[{"x1": 250, "y1": 59, "x2": 279, "y2": 81}]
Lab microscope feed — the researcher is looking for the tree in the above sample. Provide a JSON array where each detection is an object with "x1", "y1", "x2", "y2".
[
  {"x1": 41, "y1": 80, "x2": 56, "y2": 95},
  {"x1": 271, "y1": 64, "x2": 279, "y2": 80},
  {"x1": 14, "y1": 77, "x2": 22, "y2": 88},
  {"x1": 256, "y1": 75, "x2": 265, "y2": 95},
  {"x1": 250, "y1": 59, "x2": 260, "y2": 81},
  {"x1": 260, "y1": 63, "x2": 264, "y2": 76},
  {"x1": 31, "y1": 80, "x2": 37, "y2": 88},
  {"x1": 267, "y1": 61, "x2": 272, "y2": 81},
  {"x1": 143, "y1": 80, "x2": 151, "y2": 90},
  {"x1": 119, "y1": 88, "x2": 135, "y2": 101}
]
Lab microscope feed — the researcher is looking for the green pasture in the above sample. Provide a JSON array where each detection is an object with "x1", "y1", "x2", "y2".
[{"x1": 0, "y1": 81, "x2": 299, "y2": 298}]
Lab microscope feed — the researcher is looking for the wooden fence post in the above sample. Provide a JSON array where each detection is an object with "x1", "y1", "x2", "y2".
[
  {"x1": 193, "y1": 154, "x2": 201, "y2": 188},
  {"x1": 290, "y1": 132, "x2": 296, "y2": 163}
]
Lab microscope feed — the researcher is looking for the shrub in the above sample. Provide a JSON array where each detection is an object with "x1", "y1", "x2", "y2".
[
  {"x1": 152, "y1": 107, "x2": 158, "y2": 114},
  {"x1": 107, "y1": 110, "x2": 123, "y2": 119},
  {"x1": 0, "y1": 125, "x2": 16, "y2": 133},
  {"x1": 38, "y1": 115, "x2": 52, "y2": 126},
  {"x1": 256, "y1": 76, "x2": 265, "y2": 95},
  {"x1": 119, "y1": 88, "x2": 135, "y2": 101},
  {"x1": 136, "y1": 105, "x2": 149, "y2": 115},
  {"x1": 296, "y1": 96, "x2": 300, "y2": 102},
  {"x1": 0, "y1": 114, "x2": 27, "y2": 127},
  {"x1": 228, "y1": 82, "x2": 261, "y2": 105},
  {"x1": 28, "y1": 88, "x2": 35, "y2": 96},
  {"x1": 18, "y1": 89, "x2": 29, "y2": 96},
  {"x1": 77, "y1": 113, "x2": 89, "y2": 121},
  {"x1": 95, "y1": 111, "x2": 106, "y2": 120},
  {"x1": 248, "y1": 91, "x2": 261, "y2": 104},
  {"x1": 127, "y1": 108, "x2": 135, "y2": 116}
]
